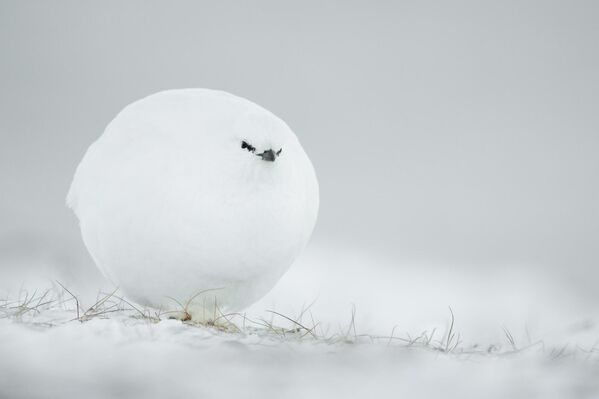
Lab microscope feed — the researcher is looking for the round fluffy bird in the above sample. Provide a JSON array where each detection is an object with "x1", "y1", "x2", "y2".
[{"x1": 67, "y1": 89, "x2": 319, "y2": 320}]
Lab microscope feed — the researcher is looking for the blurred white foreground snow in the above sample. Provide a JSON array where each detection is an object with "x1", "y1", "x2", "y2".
[{"x1": 0, "y1": 244, "x2": 598, "y2": 399}]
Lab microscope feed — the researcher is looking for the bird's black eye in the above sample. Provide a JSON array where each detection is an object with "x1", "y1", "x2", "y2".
[
  {"x1": 276, "y1": 148, "x2": 282, "y2": 156},
  {"x1": 241, "y1": 141, "x2": 256, "y2": 153}
]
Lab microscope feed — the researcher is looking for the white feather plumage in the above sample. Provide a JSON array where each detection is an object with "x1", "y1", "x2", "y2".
[{"x1": 68, "y1": 89, "x2": 319, "y2": 319}]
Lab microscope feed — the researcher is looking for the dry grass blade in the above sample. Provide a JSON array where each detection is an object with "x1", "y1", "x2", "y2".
[
  {"x1": 503, "y1": 326, "x2": 517, "y2": 351},
  {"x1": 443, "y1": 306, "x2": 459, "y2": 353},
  {"x1": 56, "y1": 281, "x2": 80, "y2": 320},
  {"x1": 184, "y1": 287, "x2": 224, "y2": 310},
  {"x1": 345, "y1": 304, "x2": 357, "y2": 342},
  {"x1": 266, "y1": 310, "x2": 317, "y2": 338}
]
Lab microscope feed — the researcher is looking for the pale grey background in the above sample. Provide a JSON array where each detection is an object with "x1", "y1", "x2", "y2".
[{"x1": 1, "y1": 1, "x2": 598, "y2": 295}]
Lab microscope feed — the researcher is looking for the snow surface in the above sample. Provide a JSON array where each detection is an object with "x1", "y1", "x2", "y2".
[{"x1": 1, "y1": 245, "x2": 598, "y2": 399}]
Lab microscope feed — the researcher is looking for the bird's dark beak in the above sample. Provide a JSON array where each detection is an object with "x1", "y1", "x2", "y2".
[{"x1": 257, "y1": 149, "x2": 276, "y2": 162}]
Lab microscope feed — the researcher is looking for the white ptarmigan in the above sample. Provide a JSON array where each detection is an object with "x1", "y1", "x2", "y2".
[{"x1": 67, "y1": 89, "x2": 319, "y2": 320}]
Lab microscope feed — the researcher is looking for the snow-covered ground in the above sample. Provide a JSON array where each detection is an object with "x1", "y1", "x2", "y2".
[{"x1": 1, "y1": 245, "x2": 598, "y2": 399}]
